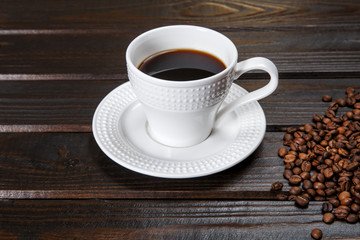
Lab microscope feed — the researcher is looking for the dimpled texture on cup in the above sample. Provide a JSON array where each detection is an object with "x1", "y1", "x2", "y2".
[{"x1": 127, "y1": 64, "x2": 234, "y2": 111}]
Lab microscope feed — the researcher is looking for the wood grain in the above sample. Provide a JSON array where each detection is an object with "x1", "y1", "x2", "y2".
[
  {"x1": 1, "y1": 0, "x2": 359, "y2": 29},
  {"x1": 1, "y1": 0, "x2": 360, "y2": 238},
  {"x1": 0, "y1": 79, "x2": 357, "y2": 132},
  {"x1": 0, "y1": 200, "x2": 359, "y2": 239},
  {"x1": 0, "y1": 132, "x2": 286, "y2": 199},
  {"x1": 1, "y1": 28, "x2": 359, "y2": 75}
]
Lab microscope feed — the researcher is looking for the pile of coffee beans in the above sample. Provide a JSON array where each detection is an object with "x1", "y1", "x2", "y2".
[{"x1": 272, "y1": 87, "x2": 360, "y2": 238}]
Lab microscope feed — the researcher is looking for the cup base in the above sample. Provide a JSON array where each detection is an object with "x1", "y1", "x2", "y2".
[{"x1": 145, "y1": 121, "x2": 211, "y2": 148}]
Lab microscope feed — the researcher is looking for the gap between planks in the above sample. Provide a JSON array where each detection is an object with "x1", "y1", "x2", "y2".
[{"x1": 0, "y1": 124, "x2": 92, "y2": 133}]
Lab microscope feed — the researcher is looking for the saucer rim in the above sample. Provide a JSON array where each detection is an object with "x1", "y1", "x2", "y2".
[{"x1": 92, "y1": 82, "x2": 266, "y2": 179}]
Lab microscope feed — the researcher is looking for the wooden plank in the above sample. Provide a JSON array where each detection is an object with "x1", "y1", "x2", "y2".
[
  {"x1": 0, "y1": 80, "x2": 118, "y2": 130},
  {"x1": 256, "y1": 78, "x2": 360, "y2": 131},
  {"x1": 1, "y1": 0, "x2": 359, "y2": 29},
  {"x1": 0, "y1": 28, "x2": 359, "y2": 75},
  {"x1": 0, "y1": 132, "x2": 288, "y2": 199},
  {"x1": 0, "y1": 199, "x2": 359, "y2": 239},
  {"x1": 0, "y1": 79, "x2": 357, "y2": 132},
  {"x1": 0, "y1": 124, "x2": 91, "y2": 133}
]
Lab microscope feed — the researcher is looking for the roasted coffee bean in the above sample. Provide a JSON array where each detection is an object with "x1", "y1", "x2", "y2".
[
  {"x1": 314, "y1": 145, "x2": 326, "y2": 155},
  {"x1": 332, "y1": 163, "x2": 342, "y2": 173},
  {"x1": 350, "y1": 203, "x2": 360, "y2": 212},
  {"x1": 325, "y1": 188, "x2": 337, "y2": 197},
  {"x1": 338, "y1": 148, "x2": 349, "y2": 157},
  {"x1": 313, "y1": 114, "x2": 323, "y2": 122},
  {"x1": 289, "y1": 175, "x2": 302, "y2": 185},
  {"x1": 329, "y1": 198, "x2": 340, "y2": 207},
  {"x1": 295, "y1": 195, "x2": 309, "y2": 207},
  {"x1": 351, "y1": 188, "x2": 360, "y2": 199},
  {"x1": 333, "y1": 153, "x2": 341, "y2": 162},
  {"x1": 322, "y1": 202, "x2": 333, "y2": 213},
  {"x1": 292, "y1": 167, "x2": 302, "y2": 175},
  {"x1": 283, "y1": 133, "x2": 293, "y2": 141},
  {"x1": 288, "y1": 195, "x2": 297, "y2": 201},
  {"x1": 324, "y1": 159, "x2": 333, "y2": 167},
  {"x1": 337, "y1": 98, "x2": 346, "y2": 107},
  {"x1": 335, "y1": 141, "x2": 345, "y2": 149},
  {"x1": 353, "y1": 108, "x2": 360, "y2": 116},
  {"x1": 283, "y1": 169, "x2": 293, "y2": 179},
  {"x1": 285, "y1": 162, "x2": 295, "y2": 170},
  {"x1": 347, "y1": 161, "x2": 359, "y2": 171},
  {"x1": 304, "y1": 124, "x2": 313, "y2": 133},
  {"x1": 322, "y1": 95, "x2": 332, "y2": 102},
  {"x1": 338, "y1": 160, "x2": 349, "y2": 170},
  {"x1": 300, "y1": 171, "x2": 310, "y2": 180},
  {"x1": 353, "y1": 179, "x2": 360, "y2": 187},
  {"x1": 294, "y1": 131, "x2": 303, "y2": 138},
  {"x1": 299, "y1": 153, "x2": 308, "y2": 160},
  {"x1": 314, "y1": 196, "x2": 326, "y2": 201},
  {"x1": 346, "y1": 111, "x2": 354, "y2": 119},
  {"x1": 311, "y1": 159, "x2": 320, "y2": 168},
  {"x1": 339, "y1": 181, "x2": 351, "y2": 192},
  {"x1": 286, "y1": 127, "x2": 297, "y2": 133},
  {"x1": 276, "y1": 193, "x2": 289, "y2": 201},
  {"x1": 338, "y1": 205, "x2": 351, "y2": 212},
  {"x1": 325, "y1": 181, "x2": 336, "y2": 188},
  {"x1": 320, "y1": 140, "x2": 328, "y2": 147},
  {"x1": 333, "y1": 207, "x2": 349, "y2": 219},
  {"x1": 310, "y1": 173, "x2": 318, "y2": 183},
  {"x1": 311, "y1": 228, "x2": 323, "y2": 240},
  {"x1": 347, "y1": 97, "x2": 356, "y2": 106},
  {"x1": 316, "y1": 189, "x2": 326, "y2": 197},
  {"x1": 294, "y1": 137, "x2": 306, "y2": 145},
  {"x1": 329, "y1": 102, "x2": 339, "y2": 111},
  {"x1": 341, "y1": 197, "x2": 353, "y2": 206},
  {"x1": 338, "y1": 191, "x2": 351, "y2": 201},
  {"x1": 302, "y1": 179, "x2": 313, "y2": 190},
  {"x1": 294, "y1": 158, "x2": 303, "y2": 167},
  {"x1": 298, "y1": 145, "x2": 308, "y2": 153},
  {"x1": 325, "y1": 109, "x2": 336, "y2": 118},
  {"x1": 289, "y1": 186, "x2": 302, "y2": 195},
  {"x1": 317, "y1": 173, "x2": 325, "y2": 183},
  {"x1": 275, "y1": 87, "x2": 360, "y2": 229},
  {"x1": 290, "y1": 142, "x2": 299, "y2": 151},
  {"x1": 346, "y1": 87, "x2": 355, "y2": 94},
  {"x1": 313, "y1": 135, "x2": 322, "y2": 143},
  {"x1": 346, "y1": 213, "x2": 359, "y2": 223},
  {"x1": 323, "y1": 212, "x2": 335, "y2": 224},
  {"x1": 313, "y1": 182, "x2": 325, "y2": 190},
  {"x1": 355, "y1": 92, "x2": 360, "y2": 100},
  {"x1": 284, "y1": 154, "x2": 296, "y2": 163},
  {"x1": 323, "y1": 168, "x2": 334, "y2": 179},
  {"x1": 307, "y1": 188, "x2": 316, "y2": 198},
  {"x1": 287, "y1": 150, "x2": 297, "y2": 156},
  {"x1": 301, "y1": 161, "x2": 312, "y2": 172},
  {"x1": 271, "y1": 181, "x2": 283, "y2": 192},
  {"x1": 316, "y1": 164, "x2": 328, "y2": 172},
  {"x1": 278, "y1": 147, "x2": 288, "y2": 157}
]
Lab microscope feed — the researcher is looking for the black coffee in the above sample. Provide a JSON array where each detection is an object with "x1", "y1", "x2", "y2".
[{"x1": 138, "y1": 49, "x2": 226, "y2": 81}]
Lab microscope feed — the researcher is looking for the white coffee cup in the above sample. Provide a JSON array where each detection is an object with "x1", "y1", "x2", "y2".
[{"x1": 126, "y1": 25, "x2": 278, "y2": 147}]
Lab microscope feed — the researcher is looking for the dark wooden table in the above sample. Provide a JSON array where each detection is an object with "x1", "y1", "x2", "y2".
[{"x1": 1, "y1": 0, "x2": 359, "y2": 239}]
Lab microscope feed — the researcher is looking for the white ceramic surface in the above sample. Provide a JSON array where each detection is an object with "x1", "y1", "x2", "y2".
[
  {"x1": 92, "y1": 82, "x2": 266, "y2": 179},
  {"x1": 126, "y1": 25, "x2": 277, "y2": 147}
]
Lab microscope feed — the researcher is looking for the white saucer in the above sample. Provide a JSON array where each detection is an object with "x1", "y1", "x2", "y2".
[{"x1": 92, "y1": 82, "x2": 266, "y2": 179}]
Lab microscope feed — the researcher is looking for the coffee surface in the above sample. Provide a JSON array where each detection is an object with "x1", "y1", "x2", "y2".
[{"x1": 138, "y1": 49, "x2": 226, "y2": 81}]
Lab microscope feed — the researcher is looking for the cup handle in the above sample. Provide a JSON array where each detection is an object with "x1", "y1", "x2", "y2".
[{"x1": 215, "y1": 57, "x2": 278, "y2": 124}]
